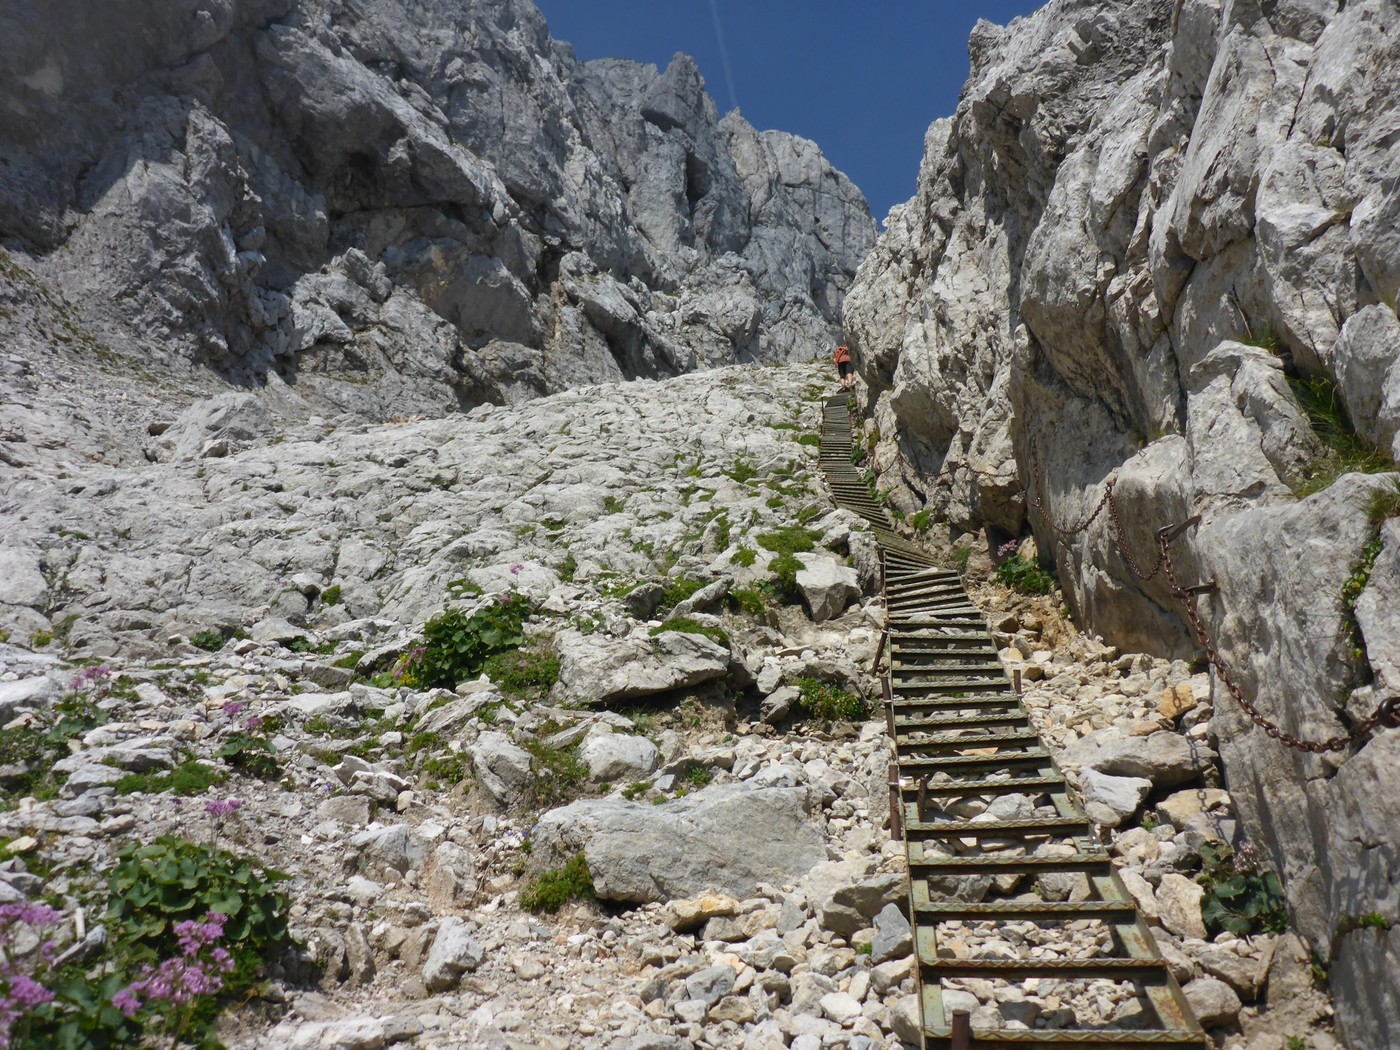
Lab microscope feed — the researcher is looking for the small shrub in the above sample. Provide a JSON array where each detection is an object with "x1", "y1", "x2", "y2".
[
  {"x1": 621, "y1": 781, "x2": 650, "y2": 801},
  {"x1": 796, "y1": 433, "x2": 820, "y2": 447},
  {"x1": 31, "y1": 629, "x2": 54, "y2": 648},
  {"x1": 994, "y1": 552, "x2": 1055, "y2": 595},
  {"x1": 794, "y1": 677, "x2": 867, "y2": 722},
  {"x1": 520, "y1": 854, "x2": 594, "y2": 914},
  {"x1": 332, "y1": 650, "x2": 365, "y2": 670},
  {"x1": 911, "y1": 509, "x2": 932, "y2": 532},
  {"x1": 602, "y1": 494, "x2": 626, "y2": 514},
  {"x1": 686, "y1": 766, "x2": 713, "y2": 788},
  {"x1": 649, "y1": 617, "x2": 730, "y2": 649},
  {"x1": 952, "y1": 546, "x2": 972, "y2": 570},
  {"x1": 320, "y1": 584, "x2": 343, "y2": 606},
  {"x1": 730, "y1": 547, "x2": 757, "y2": 568}
]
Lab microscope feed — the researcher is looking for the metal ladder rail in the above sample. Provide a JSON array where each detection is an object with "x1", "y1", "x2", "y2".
[{"x1": 816, "y1": 394, "x2": 1205, "y2": 1050}]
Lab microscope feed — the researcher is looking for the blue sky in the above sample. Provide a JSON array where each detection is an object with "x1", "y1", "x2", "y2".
[{"x1": 532, "y1": 1, "x2": 1046, "y2": 225}]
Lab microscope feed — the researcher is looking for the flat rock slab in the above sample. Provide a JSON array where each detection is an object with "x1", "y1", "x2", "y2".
[
  {"x1": 1063, "y1": 728, "x2": 1217, "y2": 788},
  {"x1": 533, "y1": 784, "x2": 826, "y2": 904}
]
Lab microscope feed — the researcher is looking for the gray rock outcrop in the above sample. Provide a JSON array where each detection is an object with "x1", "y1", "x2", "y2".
[
  {"x1": 843, "y1": 2, "x2": 1400, "y2": 1044},
  {"x1": 0, "y1": 0, "x2": 874, "y2": 425}
]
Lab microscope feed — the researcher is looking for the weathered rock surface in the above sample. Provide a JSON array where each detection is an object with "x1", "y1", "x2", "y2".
[
  {"x1": 0, "y1": 0, "x2": 873, "y2": 429},
  {"x1": 844, "y1": 2, "x2": 1400, "y2": 1043},
  {"x1": 532, "y1": 784, "x2": 827, "y2": 904}
]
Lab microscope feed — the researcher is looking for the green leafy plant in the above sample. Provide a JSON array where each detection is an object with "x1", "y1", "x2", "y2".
[
  {"x1": 911, "y1": 509, "x2": 932, "y2": 532},
  {"x1": 397, "y1": 590, "x2": 532, "y2": 689},
  {"x1": 602, "y1": 494, "x2": 626, "y2": 514},
  {"x1": 558, "y1": 551, "x2": 578, "y2": 583},
  {"x1": 216, "y1": 732, "x2": 281, "y2": 780},
  {"x1": 994, "y1": 552, "x2": 1055, "y2": 595},
  {"x1": 115, "y1": 758, "x2": 224, "y2": 797},
  {"x1": 522, "y1": 740, "x2": 588, "y2": 810},
  {"x1": 1335, "y1": 911, "x2": 1393, "y2": 937},
  {"x1": 725, "y1": 459, "x2": 758, "y2": 484},
  {"x1": 1285, "y1": 1038, "x2": 1306, "y2": 1050},
  {"x1": 107, "y1": 835, "x2": 291, "y2": 994},
  {"x1": 794, "y1": 677, "x2": 867, "y2": 722},
  {"x1": 755, "y1": 525, "x2": 818, "y2": 556},
  {"x1": 621, "y1": 781, "x2": 650, "y2": 801},
  {"x1": 729, "y1": 582, "x2": 773, "y2": 618},
  {"x1": 769, "y1": 552, "x2": 804, "y2": 600},
  {"x1": 730, "y1": 547, "x2": 757, "y2": 568},
  {"x1": 520, "y1": 854, "x2": 594, "y2": 914},
  {"x1": 190, "y1": 628, "x2": 227, "y2": 652},
  {"x1": 659, "y1": 575, "x2": 708, "y2": 611},
  {"x1": 952, "y1": 546, "x2": 972, "y2": 570},
  {"x1": 685, "y1": 766, "x2": 713, "y2": 788},
  {"x1": 482, "y1": 642, "x2": 560, "y2": 699},
  {"x1": 1341, "y1": 536, "x2": 1383, "y2": 664},
  {"x1": 1197, "y1": 842, "x2": 1289, "y2": 937},
  {"x1": 649, "y1": 616, "x2": 730, "y2": 649},
  {"x1": 320, "y1": 584, "x2": 343, "y2": 606}
]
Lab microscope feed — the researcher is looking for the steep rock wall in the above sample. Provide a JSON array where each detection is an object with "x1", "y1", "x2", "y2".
[
  {"x1": 0, "y1": 0, "x2": 874, "y2": 419},
  {"x1": 844, "y1": 1, "x2": 1400, "y2": 1046}
]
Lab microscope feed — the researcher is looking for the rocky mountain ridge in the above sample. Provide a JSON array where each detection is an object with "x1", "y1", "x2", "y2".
[
  {"x1": 0, "y1": 0, "x2": 874, "y2": 422},
  {"x1": 843, "y1": 1, "x2": 1400, "y2": 1047}
]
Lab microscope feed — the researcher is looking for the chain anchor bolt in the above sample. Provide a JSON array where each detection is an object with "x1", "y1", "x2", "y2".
[
  {"x1": 1378, "y1": 695, "x2": 1400, "y2": 730},
  {"x1": 1156, "y1": 515, "x2": 1203, "y2": 545},
  {"x1": 1182, "y1": 577, "x2": 1218, "y2": 596}
]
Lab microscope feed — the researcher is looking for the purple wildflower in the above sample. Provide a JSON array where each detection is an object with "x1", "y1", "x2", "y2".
[
  {"x1": 242, "y1": 715, "x2": 263, "y2": 732},
  {"x1": 509, "y1": 562, "x2": 524, "y2": 576},
  {"x1": 496, "y1": 592, "x2": 513, "y2": 604},
  {"x1": 996, "y1": 539, "x2": 1020, "y2": 558},
  {"x1": 204, "y1": 799, "x2": 243, "y2": 819},
  {"x1": 222, "y1": 700, "x2": 247, "y2": 717},
  {"x1": 108, "y1": 912, "x2": 233, "y2": 1020},
  {"x1": 67, "y1": 664, "x2": 111, "y2": 691}
]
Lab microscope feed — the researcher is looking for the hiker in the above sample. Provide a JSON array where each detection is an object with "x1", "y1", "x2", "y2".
[{"x1": 834, "y1": 343, "x2": 854, "y2": 391}]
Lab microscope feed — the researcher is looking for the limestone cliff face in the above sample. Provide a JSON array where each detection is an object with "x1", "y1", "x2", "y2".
[
  {"x1": 0, "y1": 0, "x2": 874, "y2": 418},
  {"x1": 844, "y1": 1, "x2": 1400, "y2": 1045}
]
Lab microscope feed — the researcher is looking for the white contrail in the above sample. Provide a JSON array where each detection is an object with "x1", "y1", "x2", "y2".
[{"x1": 707, "y1": 0, "x2": 741, "y2": 113}]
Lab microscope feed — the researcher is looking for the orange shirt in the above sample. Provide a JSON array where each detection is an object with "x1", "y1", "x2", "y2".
[{"x1": 834, "y1": 345, "x2": 851, "y2": 364}]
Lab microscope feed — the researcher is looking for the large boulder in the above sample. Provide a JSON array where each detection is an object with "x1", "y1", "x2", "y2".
[
  {"x1": 551, "y1": 627, "x2": 731, "y2": 707},
  {"x1": 794, "y1": 557, "x2": 861, "y2": 622},
  {"x1": 532, "y1": 784, "x2": 826, "y2": 903}
]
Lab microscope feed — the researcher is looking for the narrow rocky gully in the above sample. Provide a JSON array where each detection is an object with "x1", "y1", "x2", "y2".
[{"x1": 0, "y1": 361, "x2": 1341, "y2": 1050}]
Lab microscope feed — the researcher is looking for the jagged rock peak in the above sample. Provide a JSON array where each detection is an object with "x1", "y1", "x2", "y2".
[{"x1": 0, "y1": 0, "x2": 875, "y2": 420}]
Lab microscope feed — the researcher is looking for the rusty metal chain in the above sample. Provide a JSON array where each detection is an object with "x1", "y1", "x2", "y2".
[
  {"x1": 1028, "y1": 457, "x2": 1116, "y2": 537},
  {"x1": 1156, "y1": 521, "x2": 1400, "y2": 752},
  {"x1": 1107, "y1": 487, "x2": 1166, "y2": 582}
]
